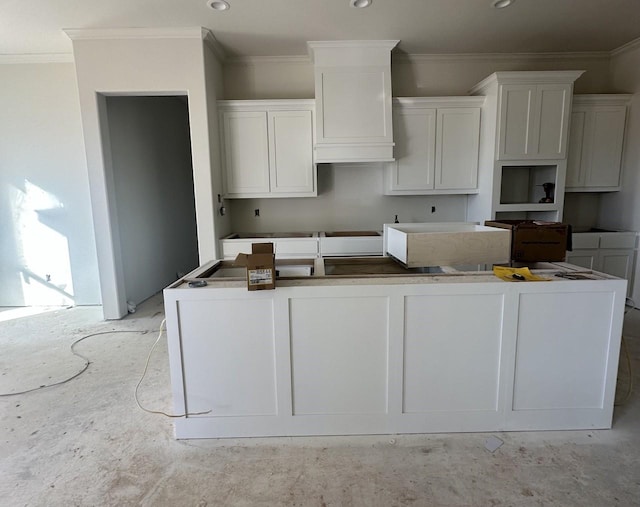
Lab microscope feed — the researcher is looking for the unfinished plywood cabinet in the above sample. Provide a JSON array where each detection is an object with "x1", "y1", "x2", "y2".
[{"x1": 384, "y1": 223, "x2": 511, "y2": 267}]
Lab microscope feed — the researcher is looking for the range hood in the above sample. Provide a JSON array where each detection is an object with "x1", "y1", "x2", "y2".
[{"x1": 308, "y1": 40, "x2": 399, "y2": 163}]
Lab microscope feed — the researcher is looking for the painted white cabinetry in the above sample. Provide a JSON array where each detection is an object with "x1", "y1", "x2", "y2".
[
  {"x1": 164, "y1": 267, "x2": 626, "y2": 438},
  {"x1": 385, "y1": 98, "x2": 482, "y2": 195},
  {"x1": 220, "y1": 236, "x2": 319, "y2": 260},
  {"x1": 219, "y1": 100, "x2": 316, "y2": 198},
  {"x1": 467, "y1": 71, "x2": 583, "y2": 224},
  {"x1": 498, "y1": 82, "x2": 573, "y2": 160},
  {"x1": 567, "y1": 231, "x2": 637, "y2": 295},
  {"x1": 307, "y1": 40, "x2": 398, "y2": 163},
  {"x1": 566, "y1": 95, "x2": 630, "y2": 192}
]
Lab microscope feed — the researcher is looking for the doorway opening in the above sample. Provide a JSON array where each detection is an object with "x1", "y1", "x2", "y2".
[{"x1": 103, "y1": 95, "x2": 198, "y2": 313}]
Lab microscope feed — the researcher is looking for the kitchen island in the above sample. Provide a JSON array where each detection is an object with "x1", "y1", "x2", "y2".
[{"x1": 163, "y1": 259, "x2": 626, "y2": 439}]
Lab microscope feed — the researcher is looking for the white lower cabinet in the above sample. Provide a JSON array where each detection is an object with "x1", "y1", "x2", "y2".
[
  {"x1": 164, "y1": 272, "x2": 626, "y2": 438},
  {"x1": 220, "y1": 237, "x2": 319, "y2": 260},
  {"x1": 219, "y1": 100, "x2": 316, "y2": 198},
  {"x1": 385, "y1": 98, "x2": 482, "y2": 195},
  {"x1": 567, "y1": 232, "x2": 637, "y2": 294}
]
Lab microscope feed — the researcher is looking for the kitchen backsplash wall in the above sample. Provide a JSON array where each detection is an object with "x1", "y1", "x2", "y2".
[
  {"x1": 563, "y1": 193, "x2": 602, "y2": 229},
  {"x1": 227, "y1": 163, "x2": 467, "y2": 233}
]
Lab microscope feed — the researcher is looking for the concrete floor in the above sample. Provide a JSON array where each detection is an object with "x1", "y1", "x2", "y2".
[{"x1": 1, "y1": 294, "x2": 640, "y2": 507}]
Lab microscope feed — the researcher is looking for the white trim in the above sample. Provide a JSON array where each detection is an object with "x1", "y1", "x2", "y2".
[
  {"x1": 202, "y1": 28, "x2": 226, "y2": 62},
  {"x1": 395, "y1": 51, "x2": 610, "y2": 63},
  {"x1": 0, "y1": 53, "x2": 74, "y2": 64},
  {"x1": 218, "y1": 99, "x2": 314, "y2": 110},
  {"x1": 572, "y1": 94, "x2": 632, "y2": 106},
  {"x1": 393, "y1": 96, "x2": 485, "y2": 108},
  {"x1": 225, "y1": 55, "x2": 311, "y2": 66},
  {"x1": 307, "y1": 40, "x2": 400, "y2": 50},
  {"x1": 63, "y1": 27, "x2": 205, "y2": 41},
  {"x1": 611, "y1": 36, "x2": 640, "y2": 57},
  {"x1": 470, "y1": 70, "x2": 585, "y2": 95}
]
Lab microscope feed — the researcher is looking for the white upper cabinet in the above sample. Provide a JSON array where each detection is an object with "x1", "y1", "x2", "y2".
[
  {"x1": 308, "y1": 40, "x2": 399, "y2": 163},
  {"x1": 470, "y1": 71, "x2": 583, "y2": 162},
  {"x1": 566, "y1": 95, "x2": 630, "y2": 192},
  {"x1": 385, "y1": 98, "x2": 482, "y2": 195},
  {"x1": 219, "y1": 100, "x2": 316, "y2": 198},
  {"x1": 498, "y1": 82, "x2": 573, "y2": 160}
]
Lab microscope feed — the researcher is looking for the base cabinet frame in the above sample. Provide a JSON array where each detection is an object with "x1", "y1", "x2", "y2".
[{"x1": 164, "y1": 275, "x2": 625, "y2": 438}]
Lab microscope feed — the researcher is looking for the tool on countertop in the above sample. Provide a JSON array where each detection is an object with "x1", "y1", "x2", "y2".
[{"x1": 493, "y1": 266, "x2": 550, "y2": 282}]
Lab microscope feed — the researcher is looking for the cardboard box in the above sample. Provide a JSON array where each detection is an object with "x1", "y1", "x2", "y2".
[
  {"x1": 484, "y1": 220, "x2": 571, "y2": 262},
  {"x1": 233, "y1": 243, "x2": 276, "y2": 290}
]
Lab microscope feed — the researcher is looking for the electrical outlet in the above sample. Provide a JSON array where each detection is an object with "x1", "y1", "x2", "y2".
[
  {"x1": 431, "y1": 206, "x2": 436, "y2": 213},
  {"x1": 254, "y1": 209, "x2": 260, "y2": 217}
]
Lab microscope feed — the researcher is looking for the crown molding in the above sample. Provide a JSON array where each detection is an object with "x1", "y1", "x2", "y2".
[
  {"x1": 0, "y1": 53, "x2": 74, "y2": 64},
  {"x1": 611, "y1": 36, "x2": 640, "y2": 58},
  {"x1": 201, "y1": 28, "x2": 226, "y2": 62},
  {"x1": 395, "y1": 51, "x2": 610, "y2": 64},
  {"x1": 225, "y1": 55, "x2": 311, "y2": 66},
  {"x1": 63, "y1": 27, "x2": 205, "y2": 41},
  {"x1": 470, "y1": 70, "x2": 585, "y2": 95},
  {"x1": 572, "y1": 94, "x2": 632, "y2": 106}
]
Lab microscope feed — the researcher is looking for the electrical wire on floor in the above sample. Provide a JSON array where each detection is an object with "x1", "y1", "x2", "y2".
[
  {"x1": 615, "y1": 297, "x2": 636, "y2": 407},
  {"x1": 134, "y1": 318, "x2": 211, "y2": 418},
  {"x1": 0, "y1": 318, "x2": 210, "y2": 417},
  {"x1": 0, "y1": 328, "x2": 150, "y2": 397}
]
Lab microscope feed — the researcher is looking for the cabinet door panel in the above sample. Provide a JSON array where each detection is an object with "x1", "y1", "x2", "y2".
[
  {"x1": 318, "y1": 70, "x2": 389, "y2": 142},
  {"x1": 435, "y1": 108, "x2": 480, "y2": 190},
  {"x1": 222, "y1": 111, "x2": 270, "y2": 194},
  {"x1": 268, "y1": 110, "x2": 314, "y2": 194},
  {"x1": 599, "y1": 249, "x2": 633, "y2": 280},
  {"x1": 499, "y1": 85, "x2": 535, "y2": 159},
  {"x1": 535, "y1": 84, "x2": 571, "y2": 159},
  {"x1": 513, "y1": 292, "x2": 613, "y2": 410},
  {"x1": 403, "y1": 294, "x2": 504, "y2": 412},
  {"x1": 390, "y1": 108, "x2": 436, "y2": 190},
  {"x1": 566, "y1": 110, "x2": 587, "y2": 187},
  {"x1": 565, "y1": 250, "x2": 598, "y2": 270},
  {"x1": 586, "y1": 108, "x2": 626, "y2": 188}
]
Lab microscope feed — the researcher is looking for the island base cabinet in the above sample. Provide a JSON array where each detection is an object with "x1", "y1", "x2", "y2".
[
  {"x1": 165, "y1": 277, "x2": 625, "y2": 439},
  {"x1": 507, "y1": 290, "x2": 621, "y2": 430}
]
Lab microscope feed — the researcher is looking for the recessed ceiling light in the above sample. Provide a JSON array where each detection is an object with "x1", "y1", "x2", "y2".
[
  {"x1": 492, "y1": 0, "x2": 515, "y2": 8},
  {"x1": 350, "y1": 0, "x2": 372, "y2": 8},
  {"x1": 207, "y1": 0, "x2": 230, "y2": 11}
]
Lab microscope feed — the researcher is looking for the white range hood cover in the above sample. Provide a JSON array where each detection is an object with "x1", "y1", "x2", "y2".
[{"x1": 308, "y1": 40, "x2": 399, "y2": 164}]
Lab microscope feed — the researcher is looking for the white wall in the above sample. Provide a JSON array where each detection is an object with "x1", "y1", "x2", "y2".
[
  {"x1": 70, "y1": 30, "x2": 220, "y2": 318},
  {"x1": 229, "y1": 164, "x2": 467, "y2": 233},
  {"x1": 106, "y1": 96, "x2": 199, "y2": 306},
  {"x1": 602, "y1": 41, "x2": 640, "y2": 304},
  {"x1": 0, "y1": 62, "x2": 100, "y2": 306},
  {"x1": 204, "y1": 44, "x2": 232, "y2": 247}
]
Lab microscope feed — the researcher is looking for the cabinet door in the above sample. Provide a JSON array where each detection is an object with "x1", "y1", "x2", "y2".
[
  {"x1": 268, "y1": 110, "x2": 315, "y2": 194},
  {"x1": 598, "y1": 249, "x2": 634, "y2": 281},
  {"x1": 435, "y1": 108, "x2": 480, "y2": 190},
  {"x1": 389, "y1": 108, "x2": 436, "y2": 191},
  {"x1": 222, "y1": 111, "x2": 270, "y2": 195},
  {"x1": 585, "y1": 107, "x2": 626, "y2": 188},
  {"x1": 566, "y1": 110, "x2": 588, "y2": 188},
  {"x1": 498, "y1": 84, "x2": 536, "y2": 160},
  {"x1": 534, "y1": 83, "x2": 572, "y2": 159},
  {"x1": 565, "y1": 249, "x2": 598, "y2": 270}
]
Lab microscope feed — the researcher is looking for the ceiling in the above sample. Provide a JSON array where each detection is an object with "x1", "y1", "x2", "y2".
[{"x1": 1, "y1": 0, "x2": 639, "y2": 59}]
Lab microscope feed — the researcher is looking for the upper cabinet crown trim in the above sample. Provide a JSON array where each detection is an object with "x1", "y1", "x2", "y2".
[
  {"x1": 64, "y1": 27, "x2": 207, "y2": 41},
  {"x1": 218, "y1": 99, "x2": 315, "y2": 110},
  {"x1": 393, "y1": 97, "x2": 486, "y2": 108},
  {"x1": 469, "y1": 70, "x2": 585, "y2": 95},
  {"x1": 572, "y1": 94, "x2": 632, "y2": 106}
]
